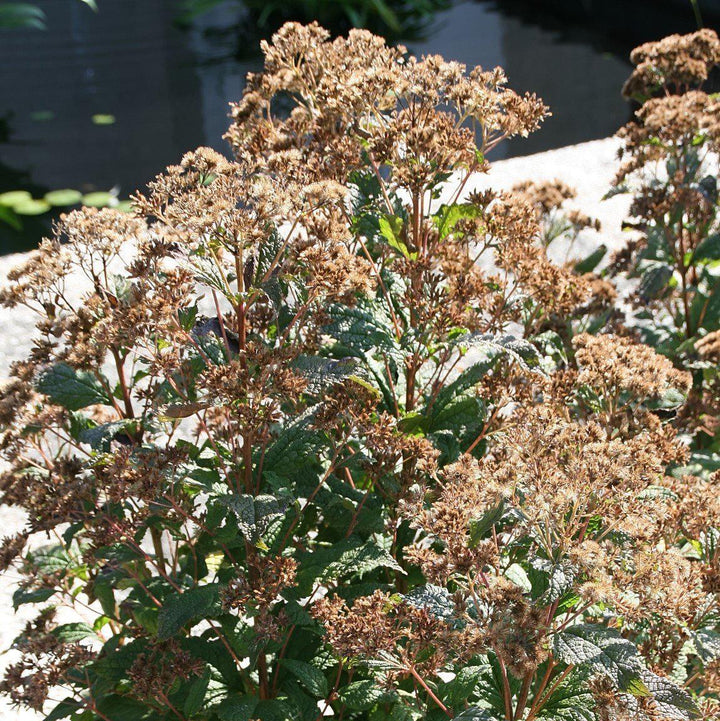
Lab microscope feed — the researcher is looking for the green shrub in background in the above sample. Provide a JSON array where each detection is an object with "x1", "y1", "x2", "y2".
[{"x1": 0, "y1": 0, "x2": 96, "y2": 30}]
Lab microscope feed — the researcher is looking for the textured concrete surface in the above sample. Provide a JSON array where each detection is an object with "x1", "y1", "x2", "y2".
[{"x1": 0, "y1": 135, "x2": 632, "y2": 720}]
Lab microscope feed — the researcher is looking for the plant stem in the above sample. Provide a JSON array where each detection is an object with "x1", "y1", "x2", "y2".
[{"x1": 407, "y1": 665, "x2": 453, "y2": 718}]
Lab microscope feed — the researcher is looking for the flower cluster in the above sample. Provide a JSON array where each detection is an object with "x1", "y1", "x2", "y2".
[{"x1": 0, "y1": 22, "x2": 717, "y2": 721}]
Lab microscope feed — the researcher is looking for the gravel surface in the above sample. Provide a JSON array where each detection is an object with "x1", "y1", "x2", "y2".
[{"x1": 0, "y1": 135, "x2": 632, "y2": 720}]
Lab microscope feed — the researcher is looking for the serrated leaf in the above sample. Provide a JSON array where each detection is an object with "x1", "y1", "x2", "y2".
[
  {"x1": 693, "y1": 233, "x2": 720, "y2": 262},
  {"x1": 79, "y1": 419, "x2": 137, "y2": 450},
  {"x1": 379, "y1": 215, "x2": 412, "y2": 258},
  {"x1": 297, "y1": 536, "x2": 403, "y2": 594},
  {"x1": 553, "y1": 624, "x2": 643, "y2": 692},
  {"x1": 451, "y1": 707, "x2": 497, "y2": 721},
  {"x1": 262, "y1": 408, "x2": 324, "y2": 486},
  {"x1": 445, "y1": 666, "x2": 483, "y2": 706},
  {"x1": 94, "y1": 695, "x2": 153, "y2": 720},
  {"x1": 637, "y1": 263, "x2": 673, "y2": 302},
  {"x1": 574, "y1": 244, "x2": 607, "y2": 274},
  {"x1": 455, "y1": 333, "x2": 542, "y2": 372},
  {"x1": 469, "y1": 501, "x2": 505, "y2": 545},
  {"x1": 35, "y1": 362, "x2": 110, "y2": 410},
  {"x1": 434, "y1": 203, "x2": 482, "y2": 241},
  {"x1": 157, "y1": 584, "x2": 221, "y2": 639},
  {"x1": 640, "y1": 669, "x2": 696, "y2": 720},
  {"x1": 42, "y1": 697, "x2": 84, "y2": 721},
  {"x1": 52, "y1": 622, "x2": 95, "y2": 643},
  {"x1": 504, "y1": 563, "x2": 532, "y2": 593},
  {"x1": 403, "y1": 584, "x2": 455, "y2": 621},
  {"x1": 13, "y1": 586, "x2": 55, "y2": 609},
  {"x1": 430, "y1": 359, "x2": 496, "y2": 422},
  {"x1": 282, "y1": 659, "x2": 328, "y2": 698},
  {"x1": 219, "y1": 493, "x2": 292, "y2": 543},
  {"x1": 530, "y1": 557, "x2": 576, "y2": 602},
  {"x1": 692, "y1": 628, "x2": 720, "y2": 662},
  {"x1": 534, "y1": 668, "x2": 596, "y2": 721},
  {"x1": 292, "y1": 356, "x2": 359, "y2": 395},
  {"x1": 339, "y1": 680, "x2": 388, "y2": 710},
  {"x1": 184, "y1": 668, "x2": 211, "y2": 717},
  {"x1": 324, "y1": 301, "x2": 400, "y2": 359}
]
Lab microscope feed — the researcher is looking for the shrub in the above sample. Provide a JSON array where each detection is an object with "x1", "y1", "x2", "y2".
[
  {"x1": 610, "y1": 28, "x2": 720, "y2": 479},
  {"x1": 0, "y1": 21, "x2": 717, "y2": 721}
]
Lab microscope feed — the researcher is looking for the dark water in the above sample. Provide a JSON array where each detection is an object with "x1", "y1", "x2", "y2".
[{"x1": 0, "y1": 0, "x2": 709, "y2": 253}]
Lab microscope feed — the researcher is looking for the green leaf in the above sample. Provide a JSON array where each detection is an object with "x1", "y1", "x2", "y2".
[
  {"x1": 534, "y1": 668, "x2": 596, "y2": 721},
  {"x1": 0, "y1": 190, "x2": 32, "y2": 206},
  {"x1": 246, "y1": 699, "x2": 297, "y2": 721},
  {"x1": 292, "y1": 356, "x2": 359, "y2": 395},
  {"x1": 43, "y1": 698, "x2": 84, "y2": 721},
  {"x1": 699, "y1": 282, "x2": 720, "y2": 330},
  {"x1": 693, "y1": 233, "x2": 720, "y2": 262},
  {"x1": 379, "y1": 215, "x2": 412, "y2": 258},
  {"x1": 504, "y1": 563, "x2": 532, "y2": 593},
  {"x1": 157, "y1": 584, "x2": 221, "y2": 639},
  {"x1": 79, "y1": 419, "x2": 137, "y2": 450},
  {"x1": 455, "y1": 333, "x2": 542, "y2": 372},
  {"x1": 297, "y1": 536, "x2": 403, "y2": 594},
  {"x1": 44, "y1": 189, "x2": 83, "y2": 206},
  {"x1": 262, "y1": 409, "x2": 324, "y2": 490},
  {"x1": 469, "y1": 501, "x2": 505, "y2": 545},
  {"x1": 445, "y1": 666, "x2": 483, "y2": 706},
  {"x1": 184, "y1": 668, "x2": 211, "y2": 717},
  {"x1": 0, "y1": 4, "x2": 46, "y2": 30},
  {"x1": 692, "y1": 628, "x2": 720, "y2": 662},
  {"x1": 430, "y1": 358, "x2": 496, "y2": 422},
  {"x1": 52, "y1": 622, "x2": 95, "y2": 643},
  {"x1": 573, "y1": 244, "x2": 607, "y2": 274},
  {"x1": 403, "y1": 584, "x2": 455, "y2": 621},
  {"x1": 82, "y1": 191, "x2": 114, "y2": 208},
  {"x1": 218, "y1": 493, "x2": 292, "y2": 543},
  {"x1": 282, "y1": 659, "x2": 328, "y2": 698},
  {"x1": 434, "y1": 203, "x2": 482, "y2": 241},
  {"x1": 451, "y1": 707, "x2": 497, "y2": 721},
  {"x1": 32, "y1": 543, "x2": 71, "y2": 570},
  {"x1": 640, "y1": 669, "x2": 696, "y2": 720},
  {"x1": 35, "y1": 362, "x2": 110, "y2": 410},
  {"x1": 339, "y1": 680, "x2": 387, "y2": 711},
  {"x1": 637, "y1": 263, "x2": 673, "y2": 302},
  {"x1": 92, "y1": 114, "x2": 116, "y2": 126},
  {"x1": 553, "y1": 624, "x2": 644, "y2": 692},
  {"x1": 13, "y1": 586, "x2": 55, "y2": 609},
  {"x1": 13, "y1": 197, "x2": 51, "y2": 215},
  {"x1": 529, "y1": 557, "x2": 576, "y2": 603},
  {"x1": 0, "y1": 203, "x2": 21, "y2": 230},
  {"x1": 324, "y1": 301, "x2": 400, "y2": 359},
  {"x1": 94, "y1": 695, "x2": 153, "y2": 721}
]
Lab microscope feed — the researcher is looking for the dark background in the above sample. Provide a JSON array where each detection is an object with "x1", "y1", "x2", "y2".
[{"x1": 0, "y1": 0, "x2": 713, "y2": 252}]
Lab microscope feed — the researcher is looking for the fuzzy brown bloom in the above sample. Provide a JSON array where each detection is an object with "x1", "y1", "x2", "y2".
[
  {"x1": 128, "y1": 640, "x2": 204, "y2": 699},
  {"x1": 696, "y1": 330, "x2": 720, "y2": 362},
  {"x1": 573, "y1": 333, "x2": 691, "y2": 402},
  {"x1": 623, "y1": 29, "x2": 720, "y2": 99},
  {"x1": 313, "y1": 591, "x2": 451, "y2": 679}
]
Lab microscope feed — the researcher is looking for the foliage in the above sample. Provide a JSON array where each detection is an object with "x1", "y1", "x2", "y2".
[
  {"x1": 0, "y1": 21, "x2": 718, "y2": 721},
  {"x1": 0, "y1": 0, "x2": 97, "y2": 30},
  {"x1": 178, "y1": 0, "x2": 451, "y2": 40},
  {"x1": 0, "y1": 188, "x2": 130, "y2": 232},
  {"x1": 609, "y1": 28, "x2": 720, "y2": 478}
]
